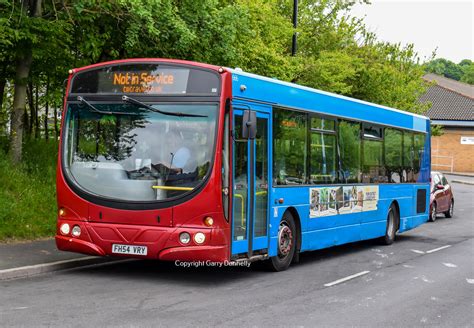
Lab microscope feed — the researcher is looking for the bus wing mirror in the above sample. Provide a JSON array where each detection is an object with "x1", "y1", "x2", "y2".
[{"x1": 242, "y1": 110, "x2": 257, "y2": 140}]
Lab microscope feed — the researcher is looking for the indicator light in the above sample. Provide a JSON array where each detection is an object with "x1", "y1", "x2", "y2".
[
  {"x1": 204, "y1": 217, "x2": 214, "y2": 227},
  {"x1": 59, "y1": 208, "x2": 66, "y2": 217}
]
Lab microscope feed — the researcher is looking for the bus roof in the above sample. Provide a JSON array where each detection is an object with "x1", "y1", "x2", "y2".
[
  {"x1": 228, "y1": 68, "x2": 430, "y2": 133},
  {"x1": 71, "y1": 58, "x2": 222, "y2": 74}
]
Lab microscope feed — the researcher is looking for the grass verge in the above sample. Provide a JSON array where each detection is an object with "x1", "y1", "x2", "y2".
[{"x1": 0, "y1": 140, "x2": 58, "y2": 241}]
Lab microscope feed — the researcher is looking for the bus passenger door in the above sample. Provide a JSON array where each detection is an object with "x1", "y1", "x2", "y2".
[{"x1": 232, "y1": 109, "x2": 270, "y2": 259}]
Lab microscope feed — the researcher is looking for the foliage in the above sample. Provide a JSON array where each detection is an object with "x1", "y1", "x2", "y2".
[
  {"x1": 0, "y1": 140, "x2": 57, "y2": 241},
  {"x1": 431, "y1": 125, "x2": 444, "y2": 137},
  {"x1": 460, "y1": 63, "x2": 474, "y2": 84},
  {"x1": 296, "y1": 7, "x2": 429, "y2": 114},
  {"x1": 0, "y1": 0, "x2": 439, "y2": 239},
  {"x1": 425, "y1": 58, "x2": 474, "y2": 85}
]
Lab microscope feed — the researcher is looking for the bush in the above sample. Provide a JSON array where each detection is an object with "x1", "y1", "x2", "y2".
[{"x1": 0, "y1": 140, "x2": 58, "y2": 241}]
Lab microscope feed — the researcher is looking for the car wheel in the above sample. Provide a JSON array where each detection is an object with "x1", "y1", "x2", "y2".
[
  {"x1": 445, "y1": 200, "x2": 454, "y2": 218},
  {"x1": 381, "y1": 204, "x2": 398, "y2": 245},
  {"x1": 267, "y1": 212, "x2": 297, "y2": 272},
  {"x1": 429, "y1": 202, "x2": 437, "y2": 222}
]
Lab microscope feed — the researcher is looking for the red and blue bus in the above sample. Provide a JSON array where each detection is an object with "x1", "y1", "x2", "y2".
[{"x1": 56, "y1": 58, "x2": 431, "y2": 271}]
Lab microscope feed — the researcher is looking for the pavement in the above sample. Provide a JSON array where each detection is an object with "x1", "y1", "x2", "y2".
[
  {"x1": 0, "y1": 239, "x2": 117, "y2": 280},
  {"x1": 444, "y1": 173, "x2": 474, "y2": 185},
  {"x1": 0, "y1": 172, "x2": 472, "y2": 281}
]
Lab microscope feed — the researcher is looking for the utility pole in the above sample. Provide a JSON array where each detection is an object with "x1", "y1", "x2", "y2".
[{"x1": 291, "y1": 0, "x2": 298, "y2": 56}]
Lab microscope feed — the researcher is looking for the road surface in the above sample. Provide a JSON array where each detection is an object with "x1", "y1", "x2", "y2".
[{"x1": 1, "y1": 183, "x2": 473, "y2": 327}]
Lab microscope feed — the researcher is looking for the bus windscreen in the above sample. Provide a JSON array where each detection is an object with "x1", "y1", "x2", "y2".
[{"x1": 70, "y1": 63, "x2": 220, "y2": 96}]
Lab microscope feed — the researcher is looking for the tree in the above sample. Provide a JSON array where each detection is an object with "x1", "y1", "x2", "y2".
[
  {"x1": 0, "y1": 0, "x2": 438, "y2": 165},
  {"x1": 10, "y1": 0, "x2": 42, "y2": 163},
  {"x1": 460, "y1": 62, "x2": 474, "y2": 84},
  {"x1": 425, "y1": 58, "x2": 474, "y2": 84}
]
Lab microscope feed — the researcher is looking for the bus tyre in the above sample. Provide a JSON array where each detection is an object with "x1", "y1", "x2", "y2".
[
  {"x1": 268, "y1": 212, "x2": 297, "y2": 272},
  {"x1": 429, "y1": 203, "x2": 437, "y2": 222},
  {"x1": 445, "y1": 200, "x2": 454, "y2": 218},
  {"x1": 381, "y1": 204, "x2": 398, "y2": 245}
]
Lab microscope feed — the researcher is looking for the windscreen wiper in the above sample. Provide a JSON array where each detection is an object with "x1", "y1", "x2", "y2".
[
  {"x1": 122, "y1": 95, "x2": 207, "y2": 118},
  {"x1": 77, "y1": 96, "x2": 138, "y2": 115},
  {"x1": 77, "y1": 96, "x2": 113, "y2": 115}
]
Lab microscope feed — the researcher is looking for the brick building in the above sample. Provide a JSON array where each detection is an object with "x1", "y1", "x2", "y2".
[{"x1": 420, "y1": 74, "x2": 474, "y2": 173}]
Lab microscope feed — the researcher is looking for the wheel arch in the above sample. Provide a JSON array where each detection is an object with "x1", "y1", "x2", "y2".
[
  {"x1": 390, "y1": 200, "x2": 401, "y2": 231},
  {"x1": 284, "y1": 206, "x2": 302, "y2": 255}
]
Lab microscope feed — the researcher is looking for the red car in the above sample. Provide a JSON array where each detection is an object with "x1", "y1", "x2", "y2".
[{"x1": 430, "y1": 172, "x2": 454, "y2": 222}]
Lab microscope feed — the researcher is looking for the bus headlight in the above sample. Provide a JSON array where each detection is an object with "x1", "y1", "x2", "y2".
[
  {"x1": 60, "y1": 223, "x2": 70, "y2": 235},
  {"x1": 179, "y1": 232, "x2": 191, "y2": 244},
  {"x1": 194, "y1": 232, "x2": 206, "y2": 244},
  {"x1": 71, "y1": 225, "x2": 81, "y2": 237}
]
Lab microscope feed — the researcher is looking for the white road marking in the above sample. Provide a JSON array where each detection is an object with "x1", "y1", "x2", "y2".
[
  {"x1": 421, "y1": 275, "x2": 434, "y2": 283},
  {"x1": 426, "y1": 245, "x2": 452, "y2": 254},
  {"x1": 324, "y1": 271, "x2": 370, "y2": 287},
  {"x1": 413, "y1": 275, "x2": 434, "y2": 283},
  {"x1": 442, "y1": 262, "x2": 457, "y2": 268},
  {"x1": 466, "y1": 278, "x2": 474, "y2": 284},
  {"x1": 411, "y1": 249, "x2": 425, "y2": 254},
  {"x1": 372, "y1": 260, "x2": 383, "y2": 267}
]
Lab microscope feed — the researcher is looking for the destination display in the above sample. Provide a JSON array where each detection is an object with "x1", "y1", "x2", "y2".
[{"x1": 70, "y1": 63, "x2": 220, "y2": 95}]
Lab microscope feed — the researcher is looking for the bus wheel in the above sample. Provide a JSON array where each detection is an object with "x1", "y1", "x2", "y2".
[
  {"x1": 268, "y1": 212, "x2": 297, "y2": 272},
  {"x1": 381, "y1": 204, "x2": 398, "y2": 245}
]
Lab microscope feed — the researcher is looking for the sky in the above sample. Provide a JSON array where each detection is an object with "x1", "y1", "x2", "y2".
[{"x1": 350, "y1": 0, "x2": 473, "y2": 63}]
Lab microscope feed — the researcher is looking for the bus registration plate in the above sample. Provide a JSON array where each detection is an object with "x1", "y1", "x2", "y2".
[{"x1": 112, "y1": 244, "x2": 148, "y2": 256}]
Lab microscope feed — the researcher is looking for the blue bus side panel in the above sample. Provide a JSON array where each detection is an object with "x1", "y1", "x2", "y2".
[
  {"x1": 270, "y1": 183, "x2": 429, "y2": 255},
  {"x1": 230, "y1": 71, "x2": 430, "y2": 256}
]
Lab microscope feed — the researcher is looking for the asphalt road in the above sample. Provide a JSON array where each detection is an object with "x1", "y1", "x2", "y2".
[{"x1": 1, "y1": 183, "x2": 473, "y2": 327}]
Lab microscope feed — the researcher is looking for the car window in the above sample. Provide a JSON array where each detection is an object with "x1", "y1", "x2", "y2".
[
  {"x1": 433, "y1": 174, "x2": 441, "y2": 185},
  {"x1": 441, "y1": 175, "x2": 448, "y2": 186}
]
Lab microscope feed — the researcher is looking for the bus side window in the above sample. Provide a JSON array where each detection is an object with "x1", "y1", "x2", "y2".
[
  {"x1": 273, "y1": 108, "x2": 307, "y2": 185},
  {"x1": 338, "y1": 120, "x2": 361, "y2": 183},
  {"x1": 362, "y1": 124, "x2": 385, "y2": 183},
  {"x1": 384, "y1": 128, "x2": 403, "y2": 183},
  {"x1": 403, "y1": 131, "x2": 414, "y2": 182},
  {"x1": 309, "y1": 116, "x2": 337, "y2": 184},
  {"x1": 413, "y1": 132, "x2": 425, "y2": 181}
]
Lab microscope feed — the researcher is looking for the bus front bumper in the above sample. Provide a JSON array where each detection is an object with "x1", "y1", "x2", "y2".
[{"x1": 55, "y1": 220, "x2": 229, "y2": 262}]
